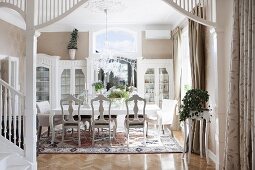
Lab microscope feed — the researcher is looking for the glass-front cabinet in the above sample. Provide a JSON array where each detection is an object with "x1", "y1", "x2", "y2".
[
  {"x1": 75, "y1": 69, "x2": 85, "y2": 97},
  {"x1": 61, "y1": 69, "x2": 71, "y2": 101},
  {"x1": 144, "y1": 68, "x2": 155, "y2": 104},
  {"x1": 58, "y1": 60, "x2": 87, "y2": 105},
  {"x1": 36, "y1": 67, "x2": 50, "y2": 102},
  {"x1": 138, "y1": 59, "x2": 174, "y2": 107}
]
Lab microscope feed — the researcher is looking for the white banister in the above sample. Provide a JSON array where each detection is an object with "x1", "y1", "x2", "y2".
[
  {"x1": 0, "y1": 79, "x2": 25, "y2": 150},
  {"x1": 8, "y1": 89, "x2": 12, "y2": 142},
  {"x1": 4, "y1": 87, "x2": 7, "y2": 138},
  {"x1": 35, "y1": 0, "x2": 88, "y2": 29},
  {"x1": 13, "y1": 94, "x2": 17, "y2": 145},
  {"x1": 0, "y1": 85, "x2": 2, "y2": 133}
]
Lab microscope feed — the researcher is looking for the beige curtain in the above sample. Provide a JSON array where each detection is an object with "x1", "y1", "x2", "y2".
[
  {"x1": 188, "y1": 6, "x2": 206, "y2": 154},
  {"x1": 171, "y1": 27, "x2": 182, "y2": 130},
  {"x1": 224, "y1": 0, "x2": 254, "y2": 169}
]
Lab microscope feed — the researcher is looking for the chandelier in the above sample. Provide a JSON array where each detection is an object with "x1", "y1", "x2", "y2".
[
  {"x1": 87, "y1": 0, "x2": 125, "y2": 13},
  {"x1": 92, "y1": 8, "x2": 122, "y2": 77}
]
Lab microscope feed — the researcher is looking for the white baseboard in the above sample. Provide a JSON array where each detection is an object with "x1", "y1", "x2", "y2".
[{"x1": 208, "y1": 149, "x2": 217, "y2": 164}]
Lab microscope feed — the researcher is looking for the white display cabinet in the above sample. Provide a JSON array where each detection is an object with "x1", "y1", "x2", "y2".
[
  {"x1": 58, "y1": 60, "x2": 86, "y2": 105},
  {"x1": 137, "y1": 59, "x2": 174, "y2": 106},
  {"x1": 36, "y1": 54, "x2": 60, "y2": 109}
]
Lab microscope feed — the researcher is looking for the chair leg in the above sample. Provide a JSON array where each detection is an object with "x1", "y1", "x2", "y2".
[
  {"x1": 47, "y1": 126, "x2": 50, "y2": 137},
  {"x1": 92, "y1": 128, "x2": 95, "y2": 146},
  {"x1": 78, "y1": 127, "x2": 81, "y2": 147},
  {"x1": 146, "y1": 122, "x2": 149, "y2": 137},
  {"x1": 62, "y1": 127, "x2": 65, "y2": 144},
  {"x1": 143, "y1": 127, "x2": 146, "y2": 146},
  {"x1": 114, "y1": 118, "x2": 117, "y2": 130},
  {"x1": 162, "y1": 125, "x2": 165, "y2": 134},
  {"x1": 38, "y1": 126, "x2": 42, "y2": 141}
]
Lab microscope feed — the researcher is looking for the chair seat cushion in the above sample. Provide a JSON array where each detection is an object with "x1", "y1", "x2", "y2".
[
  {"x1": 97, "y1": 115, "x2": 117, "y2": 119},
  {"x1": 125, "y1": 114, "x2": 144, "y2": 119},
  {"x1": 73, "y1": 115, "x2": 92, "y2": 121},
  {"x1": 63, "y1": 122, "x2": 79, "y2": 126},
  {"x1": 94, "y1": 122, "x2": 109, "y2": 125}
]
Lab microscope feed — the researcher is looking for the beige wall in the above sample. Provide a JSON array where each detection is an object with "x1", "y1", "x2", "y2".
[
  {"x1": 0, "y1": 19, "x2": 25, "y2": 57},
  {"x1": 37, "y1": 32, "x2": 89, "y2": 60},
  {"x1": 142, "y1": 31, "x2": 172, "y2": 59},
  {"x1": 0, "y1": 19, "x2": 26, "y2": 91}
]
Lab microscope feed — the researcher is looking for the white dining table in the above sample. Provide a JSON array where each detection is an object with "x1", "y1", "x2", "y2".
[{"x1": 49, "y1": 104, "x2": 161, "y2": 143}]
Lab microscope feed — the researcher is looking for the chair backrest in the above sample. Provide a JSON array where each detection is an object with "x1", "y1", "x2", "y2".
[
  {"x1": 161, "y1": 99, "x2": 178, "y2": 124},
  {"x1": 125, "y1": 94, "x2": 146, "y2": 123},
  {"x1": 36, "y1": 101, "x2": 51, "y2": 114},
  {"x1": 91, "y1": 94, "x2": 111, "y2": 124},
  {"x1": 60, "y1": 94, "x2": 82, "y2": 123}
]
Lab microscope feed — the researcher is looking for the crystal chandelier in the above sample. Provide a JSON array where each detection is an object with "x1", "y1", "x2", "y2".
[
  {"x1": 92, "y1": 8, "x2": 121, "y2": 76},
  {"x1": 87, "y1": 0, "x2": 125, "y2": 13}
]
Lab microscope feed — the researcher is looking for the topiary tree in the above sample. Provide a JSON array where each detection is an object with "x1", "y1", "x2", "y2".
[
  {"x1": 179, "y1": 89, "x2": 210, "y2": 121},
  {"x1": 67, "y1": 28, "x2": 78, "y2": 49}
]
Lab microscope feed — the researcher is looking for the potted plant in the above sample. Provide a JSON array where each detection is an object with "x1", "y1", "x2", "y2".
[
  {"x1": 67, "y1": 28, "x2": 78, "y2": 60},
  {"x1": 179, "y1": 89, "x2": 210, "y2": 121},
  {"x1": 92, "y1": 81, "x2": 104, "y2": 93}
]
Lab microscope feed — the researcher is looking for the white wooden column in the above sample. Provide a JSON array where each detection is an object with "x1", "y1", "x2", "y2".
[{"x1": 24, "y1": 0, "x2": 39, "y2": 169}]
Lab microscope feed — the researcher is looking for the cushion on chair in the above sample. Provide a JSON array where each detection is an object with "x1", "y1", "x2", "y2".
[
  {"x1": 97, "y1": 115, "x2": 117, "y2": 119},
  {"x1": 94, "y1": 122, "x2": 109, "y2": 125},
  {"x1": 63, "y1": 122, "x2": 79, "y2": 126},
  {"x1": 73, "y1": 115, "x2": 92, "y2": 121},
  {"x1": 125, "y1": 114, "x2": 144, "y2": 119}
]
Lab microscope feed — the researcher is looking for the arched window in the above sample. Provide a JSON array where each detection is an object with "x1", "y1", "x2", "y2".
[{"x1": 93, "y1": 28, "x2": 137, "y2": 54}]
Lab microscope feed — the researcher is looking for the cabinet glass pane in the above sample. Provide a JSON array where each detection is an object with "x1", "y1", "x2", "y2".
[
  {"x1": 159, "y1": 68, "x2": 169, "y2": 105},
  {"x1": 61, "y1": 69, "x2": 71, "y2": 104},
  {"x1": 36, "y1": 67, "x2": 50, "y2": 102},
  {"x1": 75, "y1": 69, "x2": 85, "y2": 97},
  {"x1": 144, "y1": 68, "x2": 155, "y2": 104}
]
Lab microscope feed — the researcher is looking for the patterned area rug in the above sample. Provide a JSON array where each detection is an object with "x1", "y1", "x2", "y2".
[{"x1": 38, "y1": 128, "x2": 183, "y2": 154}]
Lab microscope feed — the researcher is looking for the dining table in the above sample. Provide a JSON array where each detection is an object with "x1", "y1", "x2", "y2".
[{"x1": 49, "y1": 103, "x2": 161, "y2": 143}]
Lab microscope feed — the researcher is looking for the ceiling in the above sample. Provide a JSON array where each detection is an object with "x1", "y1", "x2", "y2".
[{"x1": 0, "y1": 0, "x2": 186, "y2": 31}]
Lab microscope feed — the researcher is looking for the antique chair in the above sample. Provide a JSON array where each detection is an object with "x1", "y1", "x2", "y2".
[
  {"x1": 36, "y1": 101, "x2": 62, "y2": 143},
  {"x1": 125, "y1": 94, "x2": 146, "y2": 147},
  {"x1": 158, "y1": 99, "x2": 178, "y2": 136},
  {"x1": 91, "y1": 94, "x2": 116, "y2": 145},
  {"x1": 60, "y1": 95, "x2": 82, "y2": 147},
  {"x1": 74, "y1": 90, "x2": 92, "y2": 132}
]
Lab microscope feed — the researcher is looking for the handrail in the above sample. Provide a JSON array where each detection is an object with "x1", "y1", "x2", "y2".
[
  {"x1": 0, "y1": 79, "x2": 24, "y2": 97},
  {"x1": 0, "y1": 78, "x2": 25, "y2": 149}
]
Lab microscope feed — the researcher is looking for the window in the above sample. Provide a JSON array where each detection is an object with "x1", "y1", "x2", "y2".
[
  {"x1": 181, "y1": 28, "x2": 192, "y2": 99},
  {"x1": 93, "y1": 28, "x2": 137, "y2": 54}
]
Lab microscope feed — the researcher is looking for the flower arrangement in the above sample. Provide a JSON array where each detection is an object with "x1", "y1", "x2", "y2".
[
  {"x1": 92, "y1": 81, "x2": 104, "y2": 92},
  {"x1": 179, "y1": 89, "x2": 210, "y2": 121},
  {"x1": 108, "y1": 89, "x2": 129, "y2": 99}
]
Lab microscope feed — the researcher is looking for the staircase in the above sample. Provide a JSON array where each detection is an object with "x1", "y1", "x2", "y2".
[{"x1": 0, "y1": 79, "x2": 32, "y2": 170}]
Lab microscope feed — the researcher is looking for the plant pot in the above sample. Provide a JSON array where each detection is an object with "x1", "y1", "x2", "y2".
[{"x1": 69, "y1": 49, "x2": 76, "y2": 60}]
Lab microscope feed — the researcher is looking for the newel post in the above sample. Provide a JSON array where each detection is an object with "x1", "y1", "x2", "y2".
[{"x1": 24, "y1": 0, "x2": 39, "y2": 169}]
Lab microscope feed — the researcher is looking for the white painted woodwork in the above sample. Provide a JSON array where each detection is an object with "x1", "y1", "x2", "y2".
[
  {"x1": 37, "y1": 53, "x2": 60, "y2": 109},
  {"x1": 0, "y1": 79, "x2": 25, "y2": 151},
  {"x1": 58, "y1": 59, "x2": 87, "y2": 104},
  {"x1": 137, "y1": 59, "x2": 174, "y2": 106},
  {"x1": 35, "y1": 0, "x2": 88, "y2": 29},
  {"x1": 162, "y1": 0, "x2": 216, "y2": 27}
]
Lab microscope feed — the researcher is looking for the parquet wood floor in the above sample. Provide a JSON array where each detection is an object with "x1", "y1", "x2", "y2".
[{"x1": 37, "y1": 131, "x2": 215, "y2": 170}]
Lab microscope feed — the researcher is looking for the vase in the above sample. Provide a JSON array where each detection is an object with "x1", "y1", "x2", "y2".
[{"x1": 69, "y1": 49, "x2": 76, "y2": 60}]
